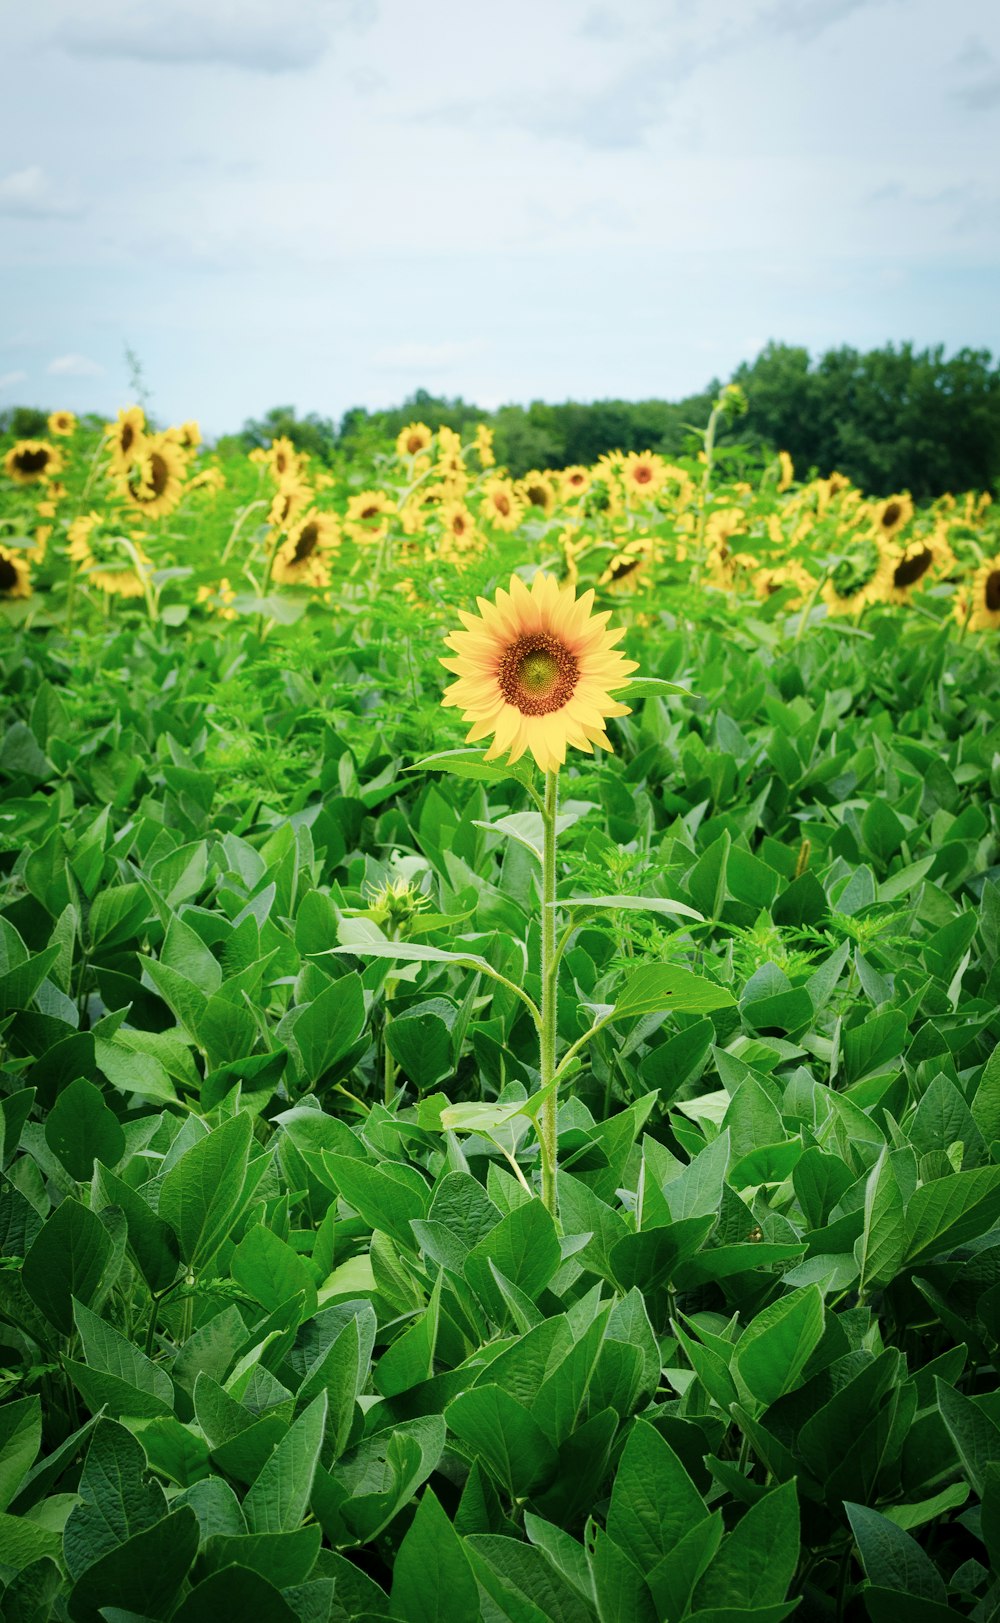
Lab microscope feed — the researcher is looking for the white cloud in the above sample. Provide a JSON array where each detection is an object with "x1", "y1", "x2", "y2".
[
  {"x1": 47, "y1": 354, "x2": 104, "y2": 378},
  {"x1": 372, "y1": 340, "x2": 488, "y2": 372},
  {"x1": 56, "y1": 0, "x2": 375, "y2": 74},
  {"x1": 0, "y1": 371, "x2": 29, "y2": 390},
  {"x1": 0, "y1": 166, "x2": 80, "y2": 219}
]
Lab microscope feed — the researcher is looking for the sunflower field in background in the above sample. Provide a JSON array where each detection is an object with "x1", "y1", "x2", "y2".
[{"x1": 0, "y1": 390, "x2": 999, "y2": 1621}]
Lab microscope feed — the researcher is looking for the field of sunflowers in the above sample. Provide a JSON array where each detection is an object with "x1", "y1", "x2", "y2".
[{"x1": 0, "y1": 391, "x2": 999, "y2": 1622}]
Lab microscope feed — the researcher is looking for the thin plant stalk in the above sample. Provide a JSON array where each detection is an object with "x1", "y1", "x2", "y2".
[{"x1": 539, "y1": 768, "x2": 560, "y2": 1216}]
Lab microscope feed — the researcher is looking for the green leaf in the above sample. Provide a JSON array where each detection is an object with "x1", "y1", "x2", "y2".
[
  {"x1": 287, "y1": 971, "x2": 366, "y2": 1083},
  {"x1": 22, "y1": 1197, "x2": 116, "y2": 1336},
  {"x1": 464, "y1": 1199, "x2": 561, "y2": 1316},
  {"x1": 935, "y1": 1378, "x2": 1000, "y2": 1497},
  {"x1": 243, "y1": 1391, "x2": 327, "y2": 1534},
  {"x1": 68, "y1": 1298, "x2": 174, "y2": 1418},
  {"x1": 0, "y1": 1396, "x2": 40, "y2": 1512},
  {"x1": 694, "y1": 1481, "x2": 800, "y2": 1609},
  {"x1": 612, "y1": 962, "x2": 736, "y2": 1019},
  {"x1": 390, "y1": 1487, "x2": 480, "y2": 1623},
  {"x1": 172, "y1": 1566, "x2": 299, "y2": 1623},
  {"x1": 855, "y1": 1147, "x2": 906, "y2": 1292},
  {"x1": 158, "y1": 1111, "x2": 254, "y2": 1269},
  {"x1": 386, "y1": 1007, "x2": 454, "y2": 1092},
  {"x1": 44, "y1": 1076, "x2": 125, "y2": 1180},
  {"x1": 733, "y1": 1286, "x2": 825, "y2": 1407},
  {"x1": 447, "y1": 1385, "x2": 558, "y2": 1498},
  {"x1": 63, "y1": 1419, "x2": 167, "y2": 1581},
  {"x1": 606, "y1": 1421, "x2": 706, "y2": 1573},
  {"x1": 904, "y1": 1166, "x2": 1000, "y2": 1263},
  {"x1": 232, "y1": 1223, "x2": 317, "y2": 1317},
  {"x1": 846, "y1": 1501, "x2": 947, "y2": 1602},
  {"x1": 66, "y1": 1505, "x2": 199, "y2": 1623},
  {"x1": 560, "y1": 892, "x2": 703, "y2": 920},
  {"x1": 971, "y1": 1040, "x2": 1000, "y2": 1145},
  {"x1": 92, "y1": 1163, "x2": 180, "y2": 1295}
]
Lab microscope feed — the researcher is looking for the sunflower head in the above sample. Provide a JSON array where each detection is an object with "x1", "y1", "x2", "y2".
[
  {"x1": 442, "y1": 572, "x2": 638, "y2": 773},
  {"x1": 106, "y1": 407, "x2": 146, "y2": 473},
  {"x1": 396, "y1": 421, "x2": 434, "y2": 459},
  {"x1": 481, "y1": 477, "x2": 524, "y2": 532},
  {"x1": 118, "y1": 435, "x2": 185, "y2": 519},
  {"x1": 776, "y1": 451, "x2": 794, "y2": 492},
  {"x1": 4, "y1": 440, "x2": 63, "y2": 485},
  {"x1": 599, "y1": 536, "x2": 655, "y2": 594},
  {"x1": 967, "y1": 554, "x2": 1000, "y2": 631},
  {"x1": 0, "y1": 546, "x2": 31, "y2": 599},
  {"x1": 272, "y1": 509, "x2": 340, "y2": 586},
  {"x1": 475, "y1": 423, "x2": 496, "y2": 468},
  {"x1": 621, "y1": 451, "x2": 667, "y2": 500},
  {"x1": 48, "y1": 411, "x2": 76, "y2": 438},
  {"x1": 874, "y1": 493, "x2": 914, "y2": 538},
  {"x1": 346, "y1": 489, "x2": 393, "y2": 542},
  {"x1": 560, "y1": 465, "x2": 592, "y2": 501}
]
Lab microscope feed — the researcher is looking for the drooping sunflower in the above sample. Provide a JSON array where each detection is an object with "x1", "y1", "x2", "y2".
[
  {"x1": 518, "y1": 470, "x2": 558, "y2": 516},
  {"x1": 47, "y1": 410, "x2": 76, "y2": 437},
  {"x1": 475, "y1": 423, "x2": 495, "y2": 468},
  {"x1": 266, "y1": 437, "x2": 301, "y2": 483},
  {"x1": 599, "y1": 535, "x2": 655, "y2": 594},
  {"x1": 481, "y1": 477, "x2": 525, "y2": 532},
  {"x1": 966, "y1": 554, "x2": 1000, "y2": 632},
  {"x1": 116, "y1": 434, "x2": 186, "y2": 519},
  {"x1": 442, "y1": 572, "x2": 638, "y2": 772},
  {"x1": 620, "y1": 451, "x2": 668, "y2": 501},
  {"x1": 67, "y1": 512, "x2": 150, "y2": 598},
  {"x1": 0, "y1": 546, "x2": 31, "y2": 598},
  {"x1": 821, "y1": 535, "x2": 893, "y2": 617},
  {"x1": 873, "y1": 493, "x2": 914, "y2": 540},
  {"x1": 106, "y1": 407, "x2": 146, "y2": 473},
  {"x1": 272, "y1": 509, "x2": 340, "y2": 587},
  {"x1": 396, "y1": 421, "x2": 433, "y2": 459},
  {"x1": 560, "y1": 465, "x2": 592, "y2": 500},
  {"x1": 345, "y1": 489, "x2": 394, "y2": 543},
  {"x1": 4, "y1": 440, "x2": 64, "y2": 485}
]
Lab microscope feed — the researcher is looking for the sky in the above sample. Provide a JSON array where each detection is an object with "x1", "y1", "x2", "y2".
[{"x1": 2, "y1": 0, "x2": 999, "y2": 435}]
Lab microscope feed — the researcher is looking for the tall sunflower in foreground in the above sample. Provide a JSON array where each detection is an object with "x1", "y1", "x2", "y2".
[{"x1": 442, "y1": 572, "x2": 637, "y2": 771}]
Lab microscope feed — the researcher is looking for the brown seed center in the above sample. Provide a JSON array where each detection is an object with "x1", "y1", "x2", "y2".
[
  {"x1": 633, "y1": 464, "x2": 653, "y2": 484},
  {"x1": 893, "y1": 547, "x2": 932, "y2": 588},
  {"x1": 881, "y1": 501, "x2": 901, "y2": 528},
  {"x1": 406, "y1": 434, "x2": 424, "y2": 454},
  {"x1": 497, "y1": 632, "x2": 579, "y2": 716},
  {"x1": 986, "y1": 570, "x2": 1000, "y2": 613},
  {"x1": 0, "y1": 558, "x2": 18, "y2": 590},
  {"x1": 16, "y1": 448, "x2": 48, "y2": 475},
  {"x1": 526, "y1": 483, "x2": 547, "y2": 507},
  {"x1": 121, "y1": 424, "x2": 134, "y2": 455},
  {"x1": 292, "y1": 523, "x2": 319, "y2": 563},
  {"x1": 494, "y1": 494, "x2": 511, "y2": 516}
]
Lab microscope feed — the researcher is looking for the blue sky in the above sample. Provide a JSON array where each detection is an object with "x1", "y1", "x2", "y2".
[{"x1": 2, "y1": 0, "x2": 999, "y2": 434}]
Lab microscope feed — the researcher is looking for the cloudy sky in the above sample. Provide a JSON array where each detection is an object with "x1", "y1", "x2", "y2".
[{"x1": 2, "y1": 0, "x2": 998, "y2": 433}]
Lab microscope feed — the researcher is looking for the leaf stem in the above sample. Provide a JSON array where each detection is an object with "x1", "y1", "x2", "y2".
[{"x1": 539, "y1": 769, "x2": 560, "y2": 1217}]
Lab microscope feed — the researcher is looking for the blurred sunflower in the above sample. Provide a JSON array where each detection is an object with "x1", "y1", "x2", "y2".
[
  {"x1": 196, "y1": 578, "x2": 237, "y2": 620},
  {"x1": 0, "y1": 546, "x2": 31, "y2": 598},
  {"x1": 822, "y1": 537, "x2": 893, "y2": 616},
  {"x1": 481, "y1": 477, "x2": 524, "y2": 531},
  {"x1": 883, "y1": 529, "x2": 955, "y2": 605},
  {"x1": 560, "y1": 465, "x2": 592, "y2": 500},
  {"x1": 439, "y1": 501, "x2": 477, "y2": 551},
  {"x1": 67, "y1": 512, "x2": 150, "y2": 598},
  {"x1": 106, "y1": 408, "x2": 146, "y2": 473},
  {"x1": 621, "y1": 451, "x2": 667, "y2": 501},
  {"x1": 272, "y1": 509, "x2": 340, "y2": 586},
  {"x1": 966, "y1": 555, "x2": 1000, "y2": 632},
  {"x1": 266, "y1": 437, "x2": 300, "y2": 483},
  {"x1": 4, "y1": 440, "x2": 63, "y2": 485},
  {"x1": 396, "y1": 422, "x2": 433, "y2": 459},
  {"x1": 269, "y1": 480, "x2": 311, "y2": 532},
  {"x1": 48, "y1": 410, "x2": 76, "y2": 437},
  {"x1": 599, "y1": 535, "x2": 655, "y2": 594},
  {"x1": 441, "y1": 572, "x2": 637, "y2": 771},
  {"x1": 346, "y1": 489, "x2": 393, "y2": 542},
  {"x1": 519, "y1": 470, "x2": 558, "y2": 516},
  {"x1": 753, "y1": 561, "x2": 813, "y2": 605},
  {"x1": 777, "y1": 451, "x2": 794, "y2": 492},
  {"x1": 475, "y1": 424, "x2": 496, "y2": 468},
  {"x1": 117, "y1": 435, "x2": 185, "y2": 519},
  {"x1": 873, "y1": 493, "x2": 914, "y2": 540}
]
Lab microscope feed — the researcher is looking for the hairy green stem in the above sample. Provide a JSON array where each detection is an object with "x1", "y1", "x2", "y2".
[{"x1": 539, "y1": 770, "x2": 560, "y2": 1216}]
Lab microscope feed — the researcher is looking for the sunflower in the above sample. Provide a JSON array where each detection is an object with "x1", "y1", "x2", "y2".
[
  {"x1": 518, "y1": 471, "x2": 557, "y2": 517},
  {"x1": 442, "y1": 573, "x2": 637, "y2": 772},
  {"x1": 47, "y1": 410, "x2": 76, "y2": 437},
  {"x1": 439, "y1": 500, "x2": 477, "y2": 551},
  {"x1": 777, "y1": 451, "x2": 794, "y2": 492},
  {"x1": 188, "y1": 465, "x2": 226, "y2": 495},
  {"x1": 966, "y1": 555, "x2": 1000, "y2": 632},
  {"x1": 106, "y1": 408, "x2": 146, "y2": 474},
  {"x1": 482, "y1": 477, "x2": 525, "y2": 532},
  {"x1": 873, "y1": 493, "x2": 913, "y2": 540},
  {"x1": 620, "y1": 451, "x2": 668, "y2": 501},
  {"x1": 599, "y1": 535, "x2": 655, "y2": 594},
  {"x1": 753, "y1": 561, "x2": 813, "y2": 606},
  {"x1": 475, "y1": 424, "x2": 495, "y2": 468},
  {"x1": 67, "y1": 512, "x2": 150, "y2": 598},
  {"x1": 268, "y1": 479, "x2": 311, "y2": 532},
  {"x1": 178, "y1": 420, "x2": 201, "y2": 450},
  {"x1": 821, "y1": 536, "x2": 893, "y2": 616},
  {"x1": 346, "y1": 489, "x2": 394, "y2": 543},
  {"x1": 883, "y1": 528, "x2": 955, "y2": 605},
  {"x1": 436, "y1": 425, "x2": 465, "y2": 479},
  {"x1": 116, "y1": 434, "x2": 185, "y2": 519},
  {"x1": 266, "y1": 437, "x2": 301, "y2": 483},
  {"x1": 396, "y1": 421, "x2": 433, "y2": 459},
  {"x1": 659, "y1": 463, "x2": 695, "y2": 511},
  {"x1": 0, "y1": 546, "x2": 31, "y2": 599},
  {"x1": 560, "y1": 465, "x2": 592, "y2": 500},
  {"x1": 4, "y1": 440, "x2": 64, "y2": 485},
  {"x1": 272, "y1": 509, "x2": 340, "y2": 587}
]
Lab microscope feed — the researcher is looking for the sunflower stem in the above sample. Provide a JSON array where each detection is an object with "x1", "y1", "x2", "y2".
[{"x1": 539, "y1": 768, "x2": 560, "y2": 1217}]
